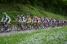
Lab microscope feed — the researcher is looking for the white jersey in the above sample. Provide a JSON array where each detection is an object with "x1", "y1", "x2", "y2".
[
  {"x1": 23, "y1": 17, "x2": 27, "y2": 22},
  {"x1": 1, "y1": 15, "x2": 11, "y2": 23},
  {"x1": 18, "y1": 17, "x2": 22, "y2": 23}
]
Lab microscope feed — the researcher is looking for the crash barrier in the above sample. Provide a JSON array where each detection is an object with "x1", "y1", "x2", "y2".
[{"x1": 0, "y1": 20, "x2": 67, "y2": 32}]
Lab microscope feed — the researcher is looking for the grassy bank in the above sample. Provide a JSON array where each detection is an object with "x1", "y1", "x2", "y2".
[
  {"x1": 0, "y1": 26, "x2": 67, "y2": 44},
  {"x1": 0, "y1": 4, "x2": 66, "y2": 21}
]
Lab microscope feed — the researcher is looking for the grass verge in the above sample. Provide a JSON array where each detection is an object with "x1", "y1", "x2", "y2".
[{"x1": 0, "y1": 26, "x2": 67, "y2": 44}]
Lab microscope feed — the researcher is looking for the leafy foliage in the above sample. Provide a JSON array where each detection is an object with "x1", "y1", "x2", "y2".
[{"x1": 0, "y1": 0, "x2": 67, "y2": 16}]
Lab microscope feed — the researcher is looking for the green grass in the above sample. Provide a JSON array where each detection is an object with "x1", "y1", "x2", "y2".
[
  {"x1": 0, "y1": 26, "x2": 67, "y2": 44},
  {"x1": 0, "y1": 4, "x2": 66, "y2": 21}
]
